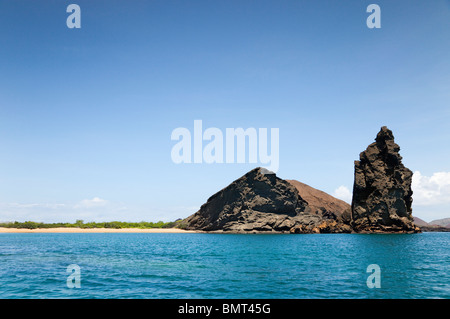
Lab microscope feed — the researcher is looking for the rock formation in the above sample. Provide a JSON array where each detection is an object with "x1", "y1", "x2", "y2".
[
  {"x1": 351, "y1": 126, "x2": 420, "y2": 233},
  {"x1": 182, "y1": 167, "x2": 352, "y2": 233},
  {"x1": 182, "y1": 127, "x2": 421, "y2": 234}
]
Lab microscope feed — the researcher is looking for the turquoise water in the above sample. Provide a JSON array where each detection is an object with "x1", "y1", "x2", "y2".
[{"x1": 0, "y1": 232, "x2": 448, "y2": 299}]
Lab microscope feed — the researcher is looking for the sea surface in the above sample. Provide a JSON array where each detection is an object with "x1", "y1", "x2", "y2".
[{"x1": 0, "y1": 232, "x2": 448, "y2": 299}]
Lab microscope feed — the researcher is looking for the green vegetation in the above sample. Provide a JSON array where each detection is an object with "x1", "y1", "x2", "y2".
[{"x1": 0, "y1": 219, "x2": 183, "y2": 230}]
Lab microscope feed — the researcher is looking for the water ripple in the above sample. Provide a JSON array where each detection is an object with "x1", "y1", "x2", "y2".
[{"x1": 0, "y1": 233, "x2": 448, "y2": 298}]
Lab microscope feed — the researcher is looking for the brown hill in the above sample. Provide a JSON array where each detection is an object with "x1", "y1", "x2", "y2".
[
  {"x1": 413, "y1": 216, "x2": 429, "y2": 227},
  {"x1": 286, "y1": 180, "x2": 351, "y2": 218},
  {"x1": 429, "y1": 218, "x2": 450, "y2": 228}
]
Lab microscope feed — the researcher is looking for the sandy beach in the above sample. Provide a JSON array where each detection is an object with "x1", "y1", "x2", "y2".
[{"x1": 0, "y1": 227, "x2": 198, "y2": 233}]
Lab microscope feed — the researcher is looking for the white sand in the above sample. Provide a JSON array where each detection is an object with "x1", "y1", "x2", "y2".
[{"x1": 0, "y1": 227, "x2": 198, "y2": 233}]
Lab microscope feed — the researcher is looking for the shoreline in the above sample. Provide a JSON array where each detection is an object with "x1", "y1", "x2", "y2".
[
  {"x1": 0, "y1": 227, "x2": 447, "y2": 234},
  {"x1": 0, "y1": 227, "x2": 198, "y2": 233}
]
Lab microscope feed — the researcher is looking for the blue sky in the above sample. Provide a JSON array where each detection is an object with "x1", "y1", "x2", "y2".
[{"x1": 1, "y1": 0, "x2": 449, "y2": 223}]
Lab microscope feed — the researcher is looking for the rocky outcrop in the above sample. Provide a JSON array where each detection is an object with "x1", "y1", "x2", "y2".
[
  {"x1": 183, "y1": 168, "x2": 307, "y2": 232},
  {"x1": 419, "y1": 225, "x2": 450, "y2": 232},
  {"x1": 351, "y1": 126, "x2": 420, "y2": 233},
  {"x1": 183, "y1": 127, "x2": 421, "y2": 234},
  {"x1": 183, "y1": 168, "x2": 352, "y2": 233}
]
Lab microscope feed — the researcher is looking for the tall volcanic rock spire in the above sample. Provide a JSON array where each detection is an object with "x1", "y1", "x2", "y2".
[{"x1": 351, "y1": 126, "x2": 420, "y2": 233}]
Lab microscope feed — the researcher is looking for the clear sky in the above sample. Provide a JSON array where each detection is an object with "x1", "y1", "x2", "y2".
[{"x1": 0, "y1": 0, "x2": 449, "y2": 223}]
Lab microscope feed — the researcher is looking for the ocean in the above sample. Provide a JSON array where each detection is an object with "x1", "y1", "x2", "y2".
[{"x1": 0, "y1": 232, "x2": 448, "y2": 299}]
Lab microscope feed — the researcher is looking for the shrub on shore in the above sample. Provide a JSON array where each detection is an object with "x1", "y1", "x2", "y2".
[{"x1": 0, "y1": 220, "x2": 180, "y2": 229}]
